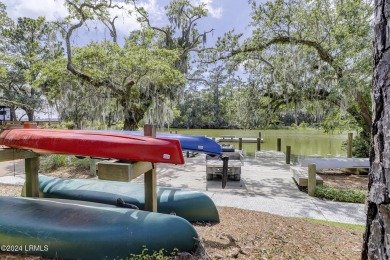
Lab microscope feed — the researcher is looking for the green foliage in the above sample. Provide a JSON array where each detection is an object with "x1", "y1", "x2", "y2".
[
  {"x1": 352, "y1": 132, "x2": 370, "y2": 158},
  {"x1": 0, "y1": 15, "x2": 62, "y2": 120},
  {"x1": 341, "y1": 131, "x2": 370, "y2": 158},
  {"x1": 40, "y1": 155, "x2": 68, "y2": 172},
  {"x1": 41, "y1": 155, "x2": 93, "y2": 172},
  {"x1": 314, "y1": 185, "x2": 367, "y2": 203},
  {"x1": 63, "y1": 121, "x2": 76, "y2": 130},
  {"x1": 68, "y1": 156, "x2": 93, "y2": 171}
]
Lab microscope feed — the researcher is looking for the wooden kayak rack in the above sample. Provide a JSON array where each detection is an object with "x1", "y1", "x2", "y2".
[{"x1": 0, "y1": 124, "x2": 160, "y2": 212}]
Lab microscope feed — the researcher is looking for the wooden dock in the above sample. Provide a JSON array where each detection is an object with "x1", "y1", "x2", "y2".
[{"x1": 216, "y1": 136, "x2": 264, "y2": 143}]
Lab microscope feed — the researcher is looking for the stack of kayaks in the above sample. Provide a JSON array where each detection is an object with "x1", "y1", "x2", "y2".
[{"x1": 0, "y1": 129, "x2": 221, "y2": 259}]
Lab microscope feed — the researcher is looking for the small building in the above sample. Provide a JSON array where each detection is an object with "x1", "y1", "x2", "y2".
[{"x1": 0, "y1": 106, "x2": 12, "y2": 123}]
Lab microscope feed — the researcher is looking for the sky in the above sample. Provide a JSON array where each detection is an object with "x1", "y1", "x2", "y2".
[{"x1": 2, "y1": 0, "x2": 254, "y2": 46}]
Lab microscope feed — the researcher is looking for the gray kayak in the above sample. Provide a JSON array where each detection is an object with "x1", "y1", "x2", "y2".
[
  {"x1": 0, "y1": 196, "x2": 198, "y2": 259},
  {"x1": 32, "y1": 175, "x2": 220, "y2": 222}
]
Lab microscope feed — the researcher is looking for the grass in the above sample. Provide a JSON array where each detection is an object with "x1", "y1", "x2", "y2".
[
  {"x1": 314, "y1": 185, "x2": 367, "y2": 203},
  {"x1": 299, "y1": 217, "x2": 366, "y2": 232}
]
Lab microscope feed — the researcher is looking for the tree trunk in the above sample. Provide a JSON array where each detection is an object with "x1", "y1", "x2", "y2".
[
  {"x1": 361, "y1": 1, "x2": 390, "y2": 258},
  {"x1": 123, "y1": 112, "x2": 141, "y2": 130},
  {"x1": 27, "y1": 110, "x2": 34, "y2": 121},
  {"x1": 10, "y1": 106, "x2": 16, "y2": 121}
]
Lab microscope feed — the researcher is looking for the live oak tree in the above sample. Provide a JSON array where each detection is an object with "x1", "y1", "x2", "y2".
[
  {"x1": 54, "y1": 0, "x2": 185, "y2": 129},
  {"x1": 132, "y1": 0, "x2": 214, "y2": 75},
  {"x1": 206, "y1": 0, "x2": 372, "y2": 139},
  {"x1": 362, "y1": 0, "x2": 390, "y2": 258},
  {"x1": 0, "y1": 14, "x2": 61, "y2": 121}
]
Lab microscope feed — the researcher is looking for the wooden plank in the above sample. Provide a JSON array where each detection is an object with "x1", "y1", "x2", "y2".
[
  {"x1": 97, "y1": 161, "x2": 153, "y2": 182},
  {"x1": 0, "y1": 148, "x2": 38, "y2": 162},
  {"x1": 25, "y1": 157, "x2": 40, "y2": 197},
  {"x1": 300, "y1": 158, "x2": 369, "y2": 170}
]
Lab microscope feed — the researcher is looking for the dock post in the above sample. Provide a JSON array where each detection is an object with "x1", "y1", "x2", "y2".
[
  {"x1": 239, "y1": 137, "x2": 243, "y2": 150},
  {"x1": 347, "y1": 133, "x2": 353, "y2": 158},
  {"x1": 308, "y1": 164, "x2": 317, "y2": 196},
  {"x1": 257, "y1": 138, "x2": 261, "y2": 151},
  {"x1": 144, "y1": 124, "x2": 157, "y2": 212},
  {"x1": 277, "y1": 138, "x2": 281, "y2": 152},
  {"x1": 286, "y1": 146, "x2": 291, "y2": 164}
]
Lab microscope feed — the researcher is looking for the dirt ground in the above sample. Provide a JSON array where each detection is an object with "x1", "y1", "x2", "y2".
[
  {"x1": 318, "y1": 169, "x2": 368, "y2": 190},
  {"x1": 0, "y1": 168, "x2": 366, "y2": 260}
]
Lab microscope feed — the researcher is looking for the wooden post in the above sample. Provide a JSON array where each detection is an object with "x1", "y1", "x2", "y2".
[
  {"x1": 347, "y1": 133, "x2": 353, "y2": 158},
  {"x1": 186, "y1": 151, "x2": 190, "y2": 158},
  {"x1": 25, "y1": 157, "x2": 40, "y2": 197},
  {"x1": 286, "y1": 146, "x2": 291, "y2": 164},
  {"x1": 277, "y1": 138, "x2": 281, "y2": 152},
  {"x1": 258, "y1": 132, "x2": 262, "y2": 151},
  {"x1": 308, "y1": 163, "x2": 317, "y2": 196},
  {"x1": 238, "y1": 137, "x2": 243, "y2": 150},
  {"x1": 89, "y1": 158, "x2": 96, "y2": 176},
  {"x1": 23, "y1": 122, "x2": 37, "y2": 129},
  {"x1": 144, "y1": 124, "x2": 157, "y2": 212}
]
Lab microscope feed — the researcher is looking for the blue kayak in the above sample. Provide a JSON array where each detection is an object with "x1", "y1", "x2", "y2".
[{"x1": 101, "y1": 130, "x2": 222, "y2": 156}]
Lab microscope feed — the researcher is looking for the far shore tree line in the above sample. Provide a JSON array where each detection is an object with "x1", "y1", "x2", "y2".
[{"x1": 1, "y1": 1, "x2": 389, "y2": 258}]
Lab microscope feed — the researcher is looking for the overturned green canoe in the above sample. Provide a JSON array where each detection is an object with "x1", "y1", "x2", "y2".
[
  {"x1": 34, "y1": 175, "x2": 219, "y2": 222},
  {"x1": 0, "y1": 197, "x2": 198, "y2": 259}
]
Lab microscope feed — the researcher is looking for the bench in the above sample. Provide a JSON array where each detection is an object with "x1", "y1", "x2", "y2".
[
  {"x1": 206, "y1": 151, "x2": 243, "y2": 181},
  {"x1": 291, "y1": 166, "x2": 323, "y2": 187}
]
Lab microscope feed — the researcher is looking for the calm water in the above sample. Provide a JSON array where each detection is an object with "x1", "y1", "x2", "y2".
[{"x1": 163, "y1": 128, "x2": 353, "y2": 160}]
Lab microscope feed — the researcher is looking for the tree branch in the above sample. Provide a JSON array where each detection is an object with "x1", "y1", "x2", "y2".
[{"x1": 211, "y1": 36, "x2": 343, "y2": 79}]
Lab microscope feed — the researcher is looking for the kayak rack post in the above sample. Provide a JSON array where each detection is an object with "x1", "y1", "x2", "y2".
[
  {"x1": 144, "y1": 124, "x2": 157, "y2": 212},
  {"x1": 0, "y1": 148, "x2": 39, "y2": 197}
]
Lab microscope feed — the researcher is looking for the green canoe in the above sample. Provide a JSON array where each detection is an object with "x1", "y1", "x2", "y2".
[
  {"x1": 33, "y1": 175, "x2": 219, "y2": 222},
  {"x1": 0, "y1": 197, "x2": 198, "y2": 259}
]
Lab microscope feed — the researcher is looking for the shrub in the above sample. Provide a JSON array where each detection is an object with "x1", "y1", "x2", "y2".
[
  {"x1": 314, "y1": 185, "x2": 367, "y2": 203},
  {"x1": 41, "y1": 155, "x2": 93, "y2": 172},
  {"x1": 40, "y1": 154, "x2": 68, "y2": 172}
]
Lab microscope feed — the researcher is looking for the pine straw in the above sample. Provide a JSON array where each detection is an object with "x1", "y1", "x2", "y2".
[
  {"x1": 194, "y1": 207, "x2": 363, "y2": 259},
  {"x1": 0, "y1": 169, "x2": 364, "y2": 260}
]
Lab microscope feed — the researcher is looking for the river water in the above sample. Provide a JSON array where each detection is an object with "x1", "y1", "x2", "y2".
[{"x1": 164, "y1": 128, "x2": 353, "y2": 161}]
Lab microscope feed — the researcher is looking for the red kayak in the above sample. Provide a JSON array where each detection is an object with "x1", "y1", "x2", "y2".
[{"x1": 0, "y1": 129, "x2": 184, "y2": 164}]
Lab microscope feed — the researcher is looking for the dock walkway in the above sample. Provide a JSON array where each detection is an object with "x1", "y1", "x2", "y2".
[{"x1": 0, "y1": 151, "x2": 366, "y2": 225}]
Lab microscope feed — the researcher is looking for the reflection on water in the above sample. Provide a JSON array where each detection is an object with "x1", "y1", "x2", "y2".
[{"x1": 165, "y1": 128, "x2": 352, "y2": 160}]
